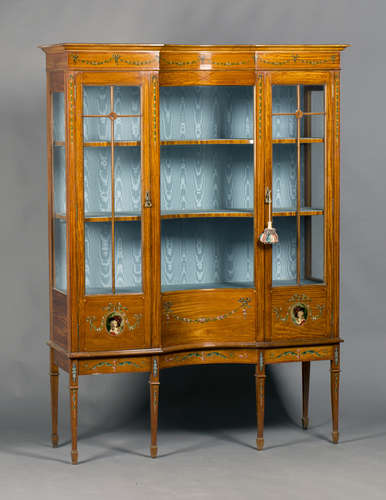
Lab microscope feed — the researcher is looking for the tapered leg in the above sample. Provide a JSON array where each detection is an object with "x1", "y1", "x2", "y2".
[
  {"x1": 256, "y1": 351, "x2": 266, "y2": 451},
  {"x1": 302, "y1": 361, "x2": 311, "y2": 430},
  {"x1": 69, "y1": 361, "x2": 79, "y2": 464},
  {"x1": 149, "y1": 357, "x2": 160, "y2": 458},
  {"x1": 331, "y1": 346, "x2": 340, "y2": 444},
  {"x1": 50, "y1": 348, "x2": 59, "y2": 447}
]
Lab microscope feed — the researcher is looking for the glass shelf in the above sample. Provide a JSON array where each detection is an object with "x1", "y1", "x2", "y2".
[
  {"x1": 272, "y1": 279, "x2": 324, "y2": 287},
  {"x1": 273, "y1": 208, "x2": 324, "y2": 217},
  {"x1": 160, "y1": 139, "x2": 253, "y2": 146},
  {"x1": 161, "y1": 209, "x2": 253, "y2": 219},
  {"x1": 85, "y1": 286, "x2": 143, "y2": 296},
  {"x1": 84, "y1": 141, "x2": 140, "y2": 147},
  {"x1": 162, "y1": 282, "x2": 254, "y2": 292}
]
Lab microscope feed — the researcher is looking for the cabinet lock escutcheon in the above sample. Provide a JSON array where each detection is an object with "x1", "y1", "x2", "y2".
[{"x1": 144, "y1": 191, "x2": 152, "y2": 208}]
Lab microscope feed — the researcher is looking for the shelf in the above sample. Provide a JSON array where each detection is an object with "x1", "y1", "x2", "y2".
[
  {"x1": 84, "y1": 211, "x2": 141, "y2": 222},
  {"x1": 272, "y1": 278, "x2": 324, "y2": 287},
  {"x1": 161, "y1": 209, "x2": 253, "y2": 220},
  {"x1": 84, "y1": 141, "x2": 140, "y2": 147},
  {"x1": 162, "y1": 281, "x2": 255, "y2": 292},
  {"x1": 160, "y1": 139, "x2": 253, "y2": 146},
  {"x1": 273, "y1": 208, "x2": 324, "y2": 217},
  {"x1": 85, "y1": 286, "x2": 142, "y2": 295},
  {"x1": 54, "y1": 213, "x2": 66, "y2": 220},
  {"x1": 272, "y1": 138, "x2": 324, "y2": 144}
]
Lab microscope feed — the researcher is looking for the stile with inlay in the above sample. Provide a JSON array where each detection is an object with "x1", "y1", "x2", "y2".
[{"x1": 41, "y1": 43, "x2": 348, "y2": 463}]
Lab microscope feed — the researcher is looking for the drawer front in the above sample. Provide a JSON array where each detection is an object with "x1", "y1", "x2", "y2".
[
  {"x1": 271, "y1": 287, "x2": 329, "y2": 341},
  {"x1": 162, "y1": 289, "x2": 256, "y2": 348},
  {"x1": 265, "y1": 345, "x2": 334, "y2": 364},
  {"x1": 79, "y1": 356, "x2": 151, "y2": 375},
  {"x1": 80, "y1": 296, "x2": 148, "y2": 352}
]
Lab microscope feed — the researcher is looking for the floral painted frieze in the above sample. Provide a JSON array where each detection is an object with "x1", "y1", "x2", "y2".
[{"x1": 163, "y1": 297, "x2": 251, "y2": 324}]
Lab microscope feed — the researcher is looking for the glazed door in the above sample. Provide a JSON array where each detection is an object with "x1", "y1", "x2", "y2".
[
  {"x1": 157, "y1": 70, "x2": 261, "y2": 347},
  {"x1": 76, "y1": 72, "x2": 152, "y2": 351},
  {"x1": 266, "y1": 72, "x2": 334, "y2": 340}
]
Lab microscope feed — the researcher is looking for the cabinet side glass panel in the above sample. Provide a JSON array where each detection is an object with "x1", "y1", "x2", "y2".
[
  {"x1": 52, "y1": 91, "x2": 66, "y2": 292},
  {"x1": 301, "y1": 215, "x2": 324, "y2": 283},
  {"x1": 83, "y1": 85, "x2": 142, "y2": 295}
]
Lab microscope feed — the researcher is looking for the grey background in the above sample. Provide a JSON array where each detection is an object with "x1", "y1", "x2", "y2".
[{"x1": 1, "y1": 0, "x2": 386, "y2": 498}]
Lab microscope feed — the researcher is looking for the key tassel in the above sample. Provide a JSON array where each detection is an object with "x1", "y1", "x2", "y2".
[{"x1": 259, "y1": 188, "x2": 279, "y2": 244}]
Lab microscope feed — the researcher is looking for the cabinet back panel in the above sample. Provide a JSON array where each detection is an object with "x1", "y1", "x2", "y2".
[
  {"x1": 161, "y1": 145, "x2": 253, "y2": 211},
  {"x1": 160, "y1": 86, "x2": 253, "y2": 140},
  {"x1": 161, "y1": 218, "x2": 254, "y2": 289}
]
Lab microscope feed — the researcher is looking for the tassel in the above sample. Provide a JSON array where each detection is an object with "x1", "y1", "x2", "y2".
[
  {"x1": 259, "y1": 221, "x2": 279, "y2": 244},
  {"x1": 259, "y1": 188, "x2": 279, "y2": 245}
]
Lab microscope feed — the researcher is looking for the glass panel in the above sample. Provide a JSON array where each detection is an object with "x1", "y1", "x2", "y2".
[
  {"x1": 114, "y1": 146, "x2": 141, "y2": 214},
  {"x1": 160, "y1": 86, "x2": 253, "y2": 140},
  {"x1": 84, "y1": 147, "x2": 111, "y2": 217},
  {"x1": 300, "y1": 85, "x2": 325, "y2": 113},
  {"x1": 301, "y1": 215, "x2": 324, "y2": 283},
  {"x1": 301, "y1": 115, "x2": 324, "y2": 138},
  {"x1": 53, "y1": 145, "x2": 66, "y2": 215},
  {"x1": 54, "y1": 220, "x2": 67, "y2": 292},
  {"x1": 272, "y1": 144, "x2": 297, "y2": 211},
  {"x1": 114, "y1": 117, "x2": 141, "y2": 141},
  {"x1": 85, "y1": 222, "x2": 112, "y2": 295},
  {"x1": 83, "y1": 117, "x2": 111, "y2": 142},
  {"x1": 53, "y1": 92, "x2": 65, "y2": 142},
  {"x1": 83, "y1": 86, "x2": 110, "y2": 115},
  {"x1": 272, "y1": 116, "x2": 297, "y2": 139},
  {"x1": 52, "y1": 91, "x2": 66, "y2": 293},
  {"x1": 272, "y1": 216, "x2": 297, "y2": 286},
  {"x1": 161, "y1": 218, "x2": 254, "y2": 291},
  {"x1": 114, "y1": 86, "x2": 140, "y2": 115},
  {"x1": 161, "y1": 145, "x2": 253, "y2": 212},
  {"x1": 272, "y1": 85, "x2": 297, "y2": 113},
  {"x1": 301, "y1": 143, "x2": 324, "y2": 210},
  {"x1": 115, "y1": 222, "x2": 142, "y2": 292}
]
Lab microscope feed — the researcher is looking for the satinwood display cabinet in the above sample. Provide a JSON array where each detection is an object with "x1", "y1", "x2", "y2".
[{"x1": 41, "y1": 43, "x2": 348, "y2": 464}]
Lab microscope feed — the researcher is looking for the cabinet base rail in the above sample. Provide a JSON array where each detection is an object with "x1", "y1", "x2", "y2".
[{"x1": 49, "y1": 343, "x2": 341, "y2": 464}]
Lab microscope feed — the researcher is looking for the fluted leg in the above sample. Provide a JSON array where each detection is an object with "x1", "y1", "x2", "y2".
[
  {"x1": 302, "y1": 361, "x2": 310, "y2": 430},
  {"x1": 50, "y1": 348, "x2": 59, "y2": 447},
  {"x1": 69, "y1": 361, "x2": 79, "y2": 464},
  {"x1": 331, "y1": 346, "x2": 340, "y2": 444},
  {"x1": 256, "y1": 351, "x2": 266, "y2": 451},
  {"x1": 149, "y1": 357, "x2": 160, "y2": 458}
]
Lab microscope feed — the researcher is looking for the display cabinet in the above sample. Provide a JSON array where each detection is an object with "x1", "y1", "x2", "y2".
[{"x1": 41, "y1": 43, "x2": 348, "y2": 464}]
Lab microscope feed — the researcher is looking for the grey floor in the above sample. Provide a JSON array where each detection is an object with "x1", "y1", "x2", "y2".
[{"x1": 2, "y1": 421, "x2": 386, "y2": 500}]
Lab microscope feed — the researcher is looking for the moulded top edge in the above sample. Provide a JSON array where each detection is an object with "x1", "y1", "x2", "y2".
[{"x1": 39, "y1": 43, "x2": 351, "y2": 53}]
